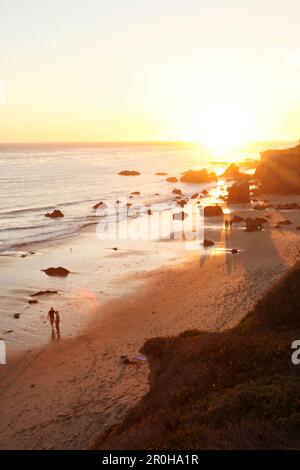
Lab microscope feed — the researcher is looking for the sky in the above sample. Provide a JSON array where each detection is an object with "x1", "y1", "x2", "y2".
[{"x1": 0, "y1": 0, "x2": 300, "y2": 145}]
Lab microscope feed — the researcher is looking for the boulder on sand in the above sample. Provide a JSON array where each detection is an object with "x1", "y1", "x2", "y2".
[
  {"x1": 166, "y1": 176, "x2": 178, "y2": 183},
  {"x1": 45, "y1": 209, "x2": 64, "y2": 218},
  {"x1": 277, "y1": 220, "x2": 292, "y2": 226},
  {"x1": 245, "y1": 217, "x2": 263, "y2": 232},
  {"x1": 119, "y1": 170, "x2": 140, "y2": 176},
  {"x1": 204, "y1": 205, "x2": 223, "y2": 217},
  {"x1": 203, "y1": 239, "x2": 215, "y2": 247},
  {"x1": 172, "y1": 189, "x2": 182, "y2": 195},
  {"x1": 30, "y1": 290, "x2": 58, "y2": 297},
  {"x1": 93, "y1": 201, "x2": 107, "y2": 210},
  {"x1": 177, "y1": 199, "x2": 188, "y2": 208},
  {"x1": 42, "y1": 267, "x2": 70, "y2": 277},
  {"x1": 231, "y1": 248, "x2": 239, "y2": 254},
  {"x1": 231, "y1": 215, "x2": 244, "y2": 223}
]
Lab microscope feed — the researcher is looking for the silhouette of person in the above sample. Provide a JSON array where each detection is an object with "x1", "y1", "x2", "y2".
[
  {"x1": 55, "y1": 311, "x2": 60, "y2": 336},
  {"x1": 47, "y1": 307, "x2": 55, "y2": 329},
  {"x1": 229, "y1": 220, "x2": 233, "y2": 230},
  {"x1": 225, "y1": 219, "x2": 229, "y2": 230}
]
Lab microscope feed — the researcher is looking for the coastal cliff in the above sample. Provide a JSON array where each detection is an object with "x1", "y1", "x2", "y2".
[
  {"x1": 94, "y1": 262, "x2": 300, "y2": 450},
  {"x1": 255, "y1": 143, "x2": 300, "y2": 194}
]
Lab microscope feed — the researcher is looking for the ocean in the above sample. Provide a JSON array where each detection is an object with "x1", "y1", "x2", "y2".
[{"x1": 0, "y1": 141, "x2": 286, "y2": 253}]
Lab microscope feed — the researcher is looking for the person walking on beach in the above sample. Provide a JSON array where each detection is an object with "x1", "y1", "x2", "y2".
[
  {"x1": 55, "y1": 311, "x2": 60, "y2": 336},
  {"x1": 229, "y1": 220, "x2": 233, "y2": 230},
  {"x1": 225, "y1": 219, "x2": 229, "y2": 230},
  {"x1": 47, "y1": 307, "x2": 55, "y2": 329}
]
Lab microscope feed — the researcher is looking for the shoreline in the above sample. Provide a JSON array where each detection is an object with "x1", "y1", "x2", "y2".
[{"x1": 1, "y1": 194, "x2": 300, "y2": 448}]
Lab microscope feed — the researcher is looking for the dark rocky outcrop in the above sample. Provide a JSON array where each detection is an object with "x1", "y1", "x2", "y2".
[
  {"x1": 42, "y1": 267, "x2": 70, "y2": 277},
  {"x1": 222, "y1": 163, "x2": 240, "y2": 179},
  {"x1": 203, "y1": 239, "x2": 215, "y2": 247},
  {"x1": 255, "y1": 144, "x2": 300, "y2": 194},
  {"x1": 119, "y1": 170, "x2": 140, "y2": 176},
  {"x1": 172, "y1": 189, "x2": 182, "y2": 195},
  {"x1": 227, "y1": 181, "x2": 250, "y2": 204},
  {"x1": 277, "y1": 220, "x2": 292, "y2": 226},
  {"x1": 176, "y1": 199, "x2": 188, "y2": 208},
  {"x1": 93, "y1": 201, "x2": 107, "y2": 210},
  {"x1": 245, "y1": 217, "x2": 264, "y2": 232},
  {"x1": 180, "y1": 169, "x2": 217, "y2": 184},
  {"x1": 30, "y1": 290, "x2": 58, "y2": 297},
  {"x1": 166, "y1": 177, "x2": 178, "y2": 183},
  {"x1": 231, "y1": 215, "x2": 244, "y2": 223},
  {"x1": 45, "y1": 209, "x2": 64, "y2": 218},
  {"x1": 204, "y1": 205, "x2": 223, "y2": 217}
]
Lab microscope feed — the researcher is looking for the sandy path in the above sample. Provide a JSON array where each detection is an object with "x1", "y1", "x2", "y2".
[{"x1": 0, "y1": 203, "x2": 300, "y2": 449}]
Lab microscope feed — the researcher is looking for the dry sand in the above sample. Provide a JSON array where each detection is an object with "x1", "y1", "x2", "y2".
[{"x1": 1, "y1": 195, "x2": 300, "y2": 449}]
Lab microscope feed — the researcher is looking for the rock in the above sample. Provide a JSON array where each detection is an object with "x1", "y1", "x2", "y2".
[
  {"x1": 28, "y1": 300, "x2": 38, "y2": 304},
  {"x1": 147, "y1": 209, "x2": 152, "y2": 215},
  {"x1": 45, "y1": 209, "x2": 64, "y2": 218},
  {"x1": 30, "y1": 290, "x2": 58, "y2": 297},
  {"x1": 13, "y1": 314, "x2": 20, "y2": 319},
  {"x1": 173, "y1": 211, "x2": 188, "y2": 221},
  {"x1": 166, "y1": 177, "x2": 178, "y2": 183},
  {"x1": 119, "y1": 170, "x2": 140, "y2": 176},
  {"x1": 177, "y1": 199, "x2": 187, "y2": 208},
  {"x1": 231, "y1": 215, "x2": 244, "y2": 223},
  {"x1": 202, "y1": 189, "x2": 209, "y2": 195},
  {"x1": 42, "y1": 267, "x2": 70, "y2": 277},
  {"x1": 191, "y1": 193, "x2": 199, "y2": 199},
  {"x1": 255, "y1": 144, "x2": 300, "y2": 194},
  {"x1": 204, "y1": 205, "x2": 223, "y2": 217},
  {"x1": 245, "y1": 218, "x2": 263, "y2": 232},
  {"x1": 222, "y1": 163, "x2": 240, "y2": 179},
  {"x1": 275, "y1": 203, "x2": 300, "y2": 210},
  {"x1": 93, "y1": 201, "x2": 107, "y2": 210},
  {"x1": 155, "y1": 172, "x2": 167, "y2": 175},
  {"x1": 278, "y1": 220, "x2": 292, "y2": 226},
  {"x1": 112, "y1": 247, "x2": 118, "y2": 250},
  {"x1": 203, "y1": 239, "x2": 215, "y2": 247},
  {"x1": 180, "y1": 169, "x2": 217, "y2": 184},
  {"x1": 255, "y1": 217, "x2": 268, "y2": 224},
  {"x1": 227, "y1": 181, "x2": 250, "y2": 204},
  {"x1": 231, "y1": 249, "x2": 239, "y2": 254},
  {"x1": 131, "y1": 191, "x2": 140, "y2": 195},
  {"x1": 253, "y1": 204, "x2": 274, "y2": 211},
  {"x1": 172, "y1": 189, "x2": 182, "y2": 195}
]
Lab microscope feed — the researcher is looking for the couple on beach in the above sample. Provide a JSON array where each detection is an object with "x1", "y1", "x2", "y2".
[{"x1": 47, "y1": 307, "x2": 60, "y2": 335}]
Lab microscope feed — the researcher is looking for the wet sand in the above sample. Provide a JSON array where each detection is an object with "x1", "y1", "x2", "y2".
[{"x1": 0, "y1": 195, "x2": 300, "y2": 449}]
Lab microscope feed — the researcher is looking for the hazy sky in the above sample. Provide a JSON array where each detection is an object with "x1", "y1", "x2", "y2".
[{"x1": 1, "y1": 0, "x2": 300, "y2": 143}]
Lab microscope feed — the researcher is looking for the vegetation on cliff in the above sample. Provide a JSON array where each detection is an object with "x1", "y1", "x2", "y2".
[{"x1": 94, "y1": 262, "x2": 300, "y2": 450}]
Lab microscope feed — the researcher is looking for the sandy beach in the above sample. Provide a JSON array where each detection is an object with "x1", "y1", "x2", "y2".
[{"x1": 1, "y1": 194, "x2": 300, "y2": 449}]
